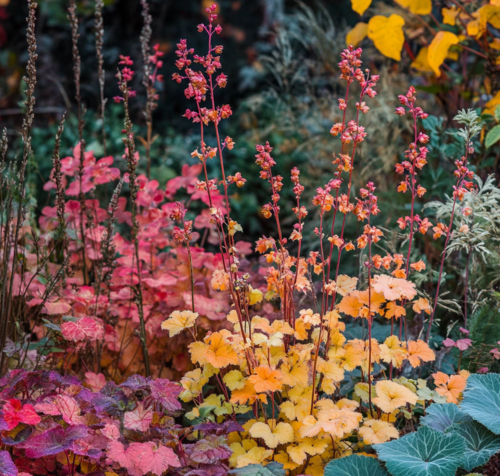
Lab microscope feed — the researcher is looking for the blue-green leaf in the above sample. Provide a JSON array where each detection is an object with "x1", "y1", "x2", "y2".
[
  {"x1": 374, "y1": 426, "x2": 465, "y2": 476},
  {"x1": 229, "y1": 463, "x2": 285, "y2": 476},
  {"x1": 461, "y1": 374, "x2": 500, "y2": 435},
  {"x1": 451, "y1": 421, "x2": 500, "y2": 471},
  {"x1": 421, "y1": 403, "x2": 471, "y2": 432},
  {"x1": 324, "y1": 454, "x2": 390, "y2": 476}
]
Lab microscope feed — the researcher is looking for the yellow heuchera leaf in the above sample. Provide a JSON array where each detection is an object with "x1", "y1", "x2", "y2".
[
  {"x1": 492, "y1": 0, "x2": 500, "y2": 6},
  {"x1": 394, "y1": 0, "x2": 431, "y2": 14},
  {"x1": 358, "y1": 419, "x2": 399, "y2": 444},
  {"x1": 236, "y1": 446, "x2": 273, "y2": 468},
  {"x1": 368, "y1": 15, "x2": 405, "y2": 61},
  {"x1": 442, "y1": 6, "x2": 460, "y2": 25},
  {"x1": 249, "y1": 421, "x2": 294, "y2": 448},
  {"x1": 428, "y1": 31, "x2": 459, "y2": 76},
  {"x1": 346, "y1": 22, "x2": 368, "y2": 47},
  {"x1": 161, "y1": 310, "x2": 198, "y2": 337},
  {"x1": 286, "y1": 438, "x2": 328, "y2": 465},
  {"x1": 351, "y1": 0, "x2": 372, "y2": 15},
  {"x1": 372, "y1": 380, "x2": 418, "y2": 413},
  {"x1": 411, "y1": 47, "x2": 433, "y2": 72},
  {"x1": 223, "y1": 370, "x2": 246, "y2": 391},
  {"x1": 248, "y1": 286, "x2": 263, "y2": 305}
]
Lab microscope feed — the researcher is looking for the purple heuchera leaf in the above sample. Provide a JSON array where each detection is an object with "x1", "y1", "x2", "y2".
[
  {"x1": 0, "y1": 450, "x2": 18, "y2": 476},
  {"x1": 149, "y1": 379, "x2": 181, "y2": 412},
  {"x1": 194, "y1": 421, "x2": 243, "y2": 435},
  {"x1": 19, "y1": 425, "x2": 88, "y2": 458},
  {"x1": 0, "y1": 412, "x2": 9, "y2": 431},
  {"x1": 185, "y1": 465, "x2": 228, "y2": 476},
  {"x1": 2, "y1": 426, "x2": 32, "y2": 446},
  {"x1": 189, "y1": 435, "x2": 232, "y2": 464},
  {"x1": 121, "y1": 375, "x2": 151, "y2": 391}
]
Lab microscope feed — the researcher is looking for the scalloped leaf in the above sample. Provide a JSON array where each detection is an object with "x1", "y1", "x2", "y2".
[
  {"x1": 324, "y1": 454, "x2": 390, "y2": 476},
  {"x1": 421, "y1": 403, "x2": 472, "y2": 432},
  {"x1": 461, "y1": 374, "x2": 500, "y2": 435},
  {"x1": 374, "y1": 425, "x2": 465, "y2": 476},
  {"x1": 451, "y1": 421, "x2": 500, "y2": 471}
]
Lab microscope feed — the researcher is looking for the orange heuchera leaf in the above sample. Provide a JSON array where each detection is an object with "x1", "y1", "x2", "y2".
[
  {"x1": 372, "y1": 380, "x2": 418, "y2": 413},
  {"x1": 412, "y1": 297, "x2": 432, "y2": 315},
  {"x1": 372, "y1": 275, "x2": 417, "y2": 301},
  {"x1": 189, "y1": 332, "x2": 239, "y2": 368},
  {"x1": 432, "y1": 372, "x2": 467, "y2": 404},
  {"x1": 406, "y1": 339, "x2": 435, "y2": 367},
  {"x1": 248, "y1": 366, "x2": 283, "y2": 393},
  {"x1": 230, "y1": 381, "x2": 267, "y2": 405},
  {"x1": 338, "y1": 293, "x2": 363, "y2": 318},
  {"x1": 384, "y1": 302, "x2": 406, "y2": 319}
]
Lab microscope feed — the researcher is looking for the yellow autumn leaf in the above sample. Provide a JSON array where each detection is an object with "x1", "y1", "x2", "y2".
[
  {"x1": 0, "y1": 0, "x2": 10, "y2": 5},
  {"x1": 351, "y1": 0, "x2": 372, "y2": 15},
  {"x1": 442, "y1": 7, "x2": 459, "y2": 25},
  {"x1": 427, "y1": 31, "x2": 459, "y2": 76},
  {"x1": 286, "y1": 438, "x2": 328, "y2": 465},
  {"x1": 368, "y1": 14, "x2": 405, "y2": 61},
  {"x1": 236, "y1": 446, "x2": 273, "y2": 468},
  {"x1": 411, "y1": 47, "x2": 433, "y2": 72},
  {"x1": 346, "y1": 22, "x2": 368, "y2": 47},
  {"x1": 484, "y1": 91, "x2": 500, "y2": 116},
  {"x1": 479, "y1": 4, "x2": 500, "y2": 29},
  {"x1": 394, "y1": 0, "x2": 432, "y2": 14},
  {"x1": 249, "y1": 421, "x2": 294, "y2": 448},
  {"x1": 467, "y1": 19, "x2": 481, "y2": 37}
]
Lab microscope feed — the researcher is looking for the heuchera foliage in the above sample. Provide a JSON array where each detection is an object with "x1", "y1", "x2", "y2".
[{"x1": 1, "y1": 2, "x2": 497, "y2": 476}]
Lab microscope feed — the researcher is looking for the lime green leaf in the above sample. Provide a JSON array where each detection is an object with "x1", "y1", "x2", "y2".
[
  {"x1": 325, "y1": 454, "x2": 390, "y2": 476},
  {"x1": 485, "y1": 124, "x2": 500, "y2": 148},
  {"x1": 374, "y1": 425, "x2": 466, "y2": 476},
  {"x1": 421, "y1": 403, "x2": 472, "y2": 432},
  {"x1": 462, "y1": 374, "x2": 500, "y2": 435},
  {"x1": 452, "y1": 421, "x2": 500, "y2": 471},
  {"x1": 495, "y1": 105, "x2": 500, "y2": 122}
]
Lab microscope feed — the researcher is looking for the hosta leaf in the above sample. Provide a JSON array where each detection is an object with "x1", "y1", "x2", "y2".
[
  {"x1": 229, "y1": 462, "x2": 285, "y2": 476},
  {"x1": 324, "y1": 454, "x2": 390, "y2": 476},
  {"x1": 461, "y1": 374, "x2": 500, "y2": 435},
  {"x1": 451, "y1": 421, "x2": 500, "y2": 471},
  {"x1": 374, "y1": 425, "x2": 465, "y2": 476},
  {"x1": 421, "y1": 403, "x2": 471, "y2": 432}
]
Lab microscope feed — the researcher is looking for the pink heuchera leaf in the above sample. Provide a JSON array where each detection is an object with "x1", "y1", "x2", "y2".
[
  {"x1": 0, "y1": 450, "x2": 17, "y2": 476},
  {"x1": 84, "y1": 371, "x2": 106, "y2": 392},
  {"x1": 442, "y1": 338, "x2": 456, "y2": 348},
  {"x1": 455, "y1": 338, "x2": 472, "y2": 351},
  {"x1": 54, "y1": 395, "x2": 85, "y2": 425},
  {"x1": 61, "y1": 317, "x2": 104, "y2": 342},
  {"x1": 459, "y1": 327, "x2": 469, "y2": 335},
  {"x1": 123, "y1": 403, "x2": 153, "y2": 432},
  {"x1": 141, "y1": 442, "x2": 181, "y2": 475},
  {"x1": 149, "y1": 379, "x2": 182, "y2": 412},
  {"x1": 106, "y1": 441, "x2": 132, "y2": 469},
  {"x1": 102, "y1": 423, "x2": 121, "y2": 440},
  {"x1": 42, "y1": 301, "x2": 71, "y2": 315},
  {"x1": 2, "y1": 399, "x2": 41, "y2": 430}
]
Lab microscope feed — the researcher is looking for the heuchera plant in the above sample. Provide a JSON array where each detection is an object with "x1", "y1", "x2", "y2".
[{"x1": 1, "y1": 2, "x2": 497, "y2": 476}]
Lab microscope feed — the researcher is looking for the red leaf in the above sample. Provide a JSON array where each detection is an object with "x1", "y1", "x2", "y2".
[{"x1": 2, "y1": 399, "x2": 41, "y2": 430}]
